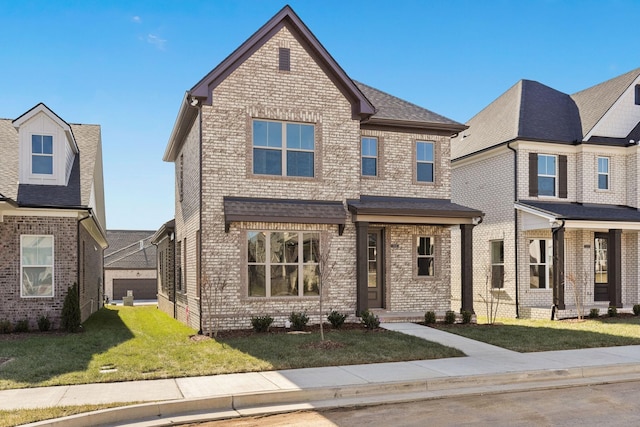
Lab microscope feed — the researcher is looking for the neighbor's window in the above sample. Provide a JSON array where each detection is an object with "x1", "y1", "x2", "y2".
[
  {"x1": 253, "y1": 120, "x2": 314, "y2": 177},
  {"x1": 537, "y1": 154, "x2": 556, "y2": 196},
  {"x1": 491, "y1": 240, "x2": 504, "y2": 289},
  {"x1": 416, "y1": 236, "x2": 435, "y2": 276},
  {"x1": 635, "y1": 84, "x2": 640, "y2": 105},
  {"x1": 247, "y1": 231, "x2": 320, "y2": 297},
  {"x1": 21, "y1": 235, "x2": 54, "y2": 297},
  {"x1": 416, "y1": 141, "x2": 434, "y2": 182},
  {"x1": 31, "y1": 134, "x2": 53, "y2": 175},
  {"x1": 361, "y1": 137, "x2": 378, "y2": 176},
  {"x1": 597, "y1": 157, "x2": 609, "y2": 190},
  {"x1": 529, "y1": 239, "x2": 552, "y2": 289}
]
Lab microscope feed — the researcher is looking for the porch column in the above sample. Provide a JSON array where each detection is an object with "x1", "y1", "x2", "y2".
[
  {"x1": 552, "y1": 225, "x2": 565, "y2": 310},
  {"x1": 608, "y1": 229, "x2": 622, "y2": 308},
  {"x1": 355, "y1": 221, "x2": 369, "y2": 315},
  {"x1": 460, "y1": 223, "x2": 475, "y2": 313}
]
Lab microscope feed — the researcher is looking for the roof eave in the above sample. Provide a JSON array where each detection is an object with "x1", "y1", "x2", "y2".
[
  {"x1": 364, "y1": 117, "x2": 467, "y2": 134},
  {"x1": 163, "y1": 93, "x2": 198, "y2": 162}
]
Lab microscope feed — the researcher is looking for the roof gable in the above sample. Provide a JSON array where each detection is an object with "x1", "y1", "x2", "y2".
[{"x1": 12, "y1": 103, "x2": 78, "y2": 153}]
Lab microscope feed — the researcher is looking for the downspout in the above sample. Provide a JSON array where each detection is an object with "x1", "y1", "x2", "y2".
[
  {"x1": 196, "y1": 97, "x2": 204, "y2": 335},
  {"x1": 506, "y1": 142, "x2": 520, "y2": 318}
]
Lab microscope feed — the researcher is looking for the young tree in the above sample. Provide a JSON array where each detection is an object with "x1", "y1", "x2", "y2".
[
  {"x1": 564, "y1": 272, "x2": 585, "y2": 321},
  {"x1": 201, "y1": 271, "x2": 228, "y2": 338},
  {"x1": 478, "y1": 264, "x2": 503, "y2": 325}
]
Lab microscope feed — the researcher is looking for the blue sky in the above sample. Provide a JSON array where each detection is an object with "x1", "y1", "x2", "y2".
[{"x1": 1, "y1": 0, "x2": 638, "y2": 230}]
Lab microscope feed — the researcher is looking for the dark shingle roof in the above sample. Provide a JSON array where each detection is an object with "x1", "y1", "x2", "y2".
[
  {"x1": 355, "y1": 81, "x2": 465, "y2": 130},
  {"x1": 518, "y1": 200, "x2": 640, "y2": 222},
  {"x1": 105, "y1": 230, "x2": 157, "y2": 269},
  {"x1": 347, "y1": 195, "x2": 483, "y2": 218}
]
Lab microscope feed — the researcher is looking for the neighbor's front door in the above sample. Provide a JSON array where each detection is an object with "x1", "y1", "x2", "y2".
[
  {"x1": 367, "y1": 229, "x2": 384, "y2": 308},
  {"x1": 594, "y1": 233, "x2": 609, "y2": 302}
]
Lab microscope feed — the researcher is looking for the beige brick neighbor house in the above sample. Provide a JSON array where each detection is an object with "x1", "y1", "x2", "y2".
[
  {"x1": 0, "y1": 103, "x2": 108, "y2": 329},
  {"x1": 160, "y1": 6, "x2": 482, "y2": 331},
  {"x1": 451, "y1": 68, "x2": 640, "y2": 319}
]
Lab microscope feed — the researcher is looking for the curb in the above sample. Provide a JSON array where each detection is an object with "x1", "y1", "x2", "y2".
[{"x1": 24, "y1": 362, "x2": 640, "y2": 427}]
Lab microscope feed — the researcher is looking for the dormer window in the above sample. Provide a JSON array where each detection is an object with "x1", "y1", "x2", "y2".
[{"x1": 31, "y1": 135, "x2": 53, "y2": 175}]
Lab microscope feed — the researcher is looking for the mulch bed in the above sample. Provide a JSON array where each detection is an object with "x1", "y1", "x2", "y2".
[{"x1": 191, "y1": 322, "x2": 380, "y2": 341}]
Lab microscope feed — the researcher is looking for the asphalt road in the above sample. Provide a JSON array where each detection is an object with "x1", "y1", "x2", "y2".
[{"x1": 184, "y1": 380, "x2": 640, "y2": 426}]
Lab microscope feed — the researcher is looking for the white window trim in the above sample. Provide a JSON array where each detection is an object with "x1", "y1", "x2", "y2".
[
  {"x1": 416, "y1": 141, "x2": 435, "y2": 183},
  {"x1": 538, "y1": 154, "x2": 557, "y2": 198},
  {"x1": 248, "y1": 231, "x2": 320, "y2": 298},
  {"x1": 30, "y1": 133, "x2": 55, "y2": 177},
  {"x1": 252, "y1": 120, "x2": 315, "y2": 177},
  {"x1": 361, "y1": 136, "x2": 378, "y2": 177},
  {"x1": 490, "y1": 240, "x2": 504, "y2": 289},
  {"x1": 597, "y1": 156, "x2": 610, "y2": 191},
  {"x1": 20, "y1": 235, "x2": 55, "y2": 298},
  {"x1": 529, "y1": 238, "x2": 553, "y2": 290},
  {"x1": 416, "y1": 236, "x2": 435, "y2": 277}
]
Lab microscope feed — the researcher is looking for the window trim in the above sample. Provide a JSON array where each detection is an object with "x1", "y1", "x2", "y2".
[
  {"x1": 361, "y1": 136, "x2": 378, "y2": 177},
  {"x1": 252, "y1": 119, "x2": 315, "y2": 178},
  {"x1": 415, "y1": 141, "x2": 435, "y2": 183},
  {"x1": 597, "y1": 156, "x2": 609, "y2": 190},
  {"x1": 490, "y1": 240, "x2": 504, "y2": 289},
  {"x1": 537, "y1": 154, "x2": 557, "y2": 197},
  {"x1": 415, "y1": 235, "x2": 436, "y2": 278},
  {"x1": 529, "y1": 238, "x2": 553, "y2": 290},
  {"x1": 20, "y1": 235, "x2": 55, "y2": 298},
  {"x1": 30, "y1": 134, "x2": 54, "y2": 176},
  {"x1": 247, "y1": 231, "x2": 321, "y2": 298}
]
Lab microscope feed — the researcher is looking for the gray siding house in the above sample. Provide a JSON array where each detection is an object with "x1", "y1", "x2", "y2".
[{"x1": 159, "y1": 6, "x2": 482, "y2": 331}]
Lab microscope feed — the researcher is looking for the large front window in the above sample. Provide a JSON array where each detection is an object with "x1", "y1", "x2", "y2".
[
  {"x1": 21, "y1": 235, "x2": 54, "y2": 297},
  {"x1": 31, "y1": 134, "x2": 53, "y2": 175},
  {"x1": 529, "y1": 239, "x2": 552, "y2": 289},
  {"x1": 253, "y1": 120, "x2": 314, "y2": 177},
  {"x1": 416, "y1": 141, "x2": 434, "y2": 182},
  {"x1": 537, "y1": 154, "x2": 556, "y2": 196},
  {"x1": 247, "y1": 231, "x2": 320, "y2": 297}
]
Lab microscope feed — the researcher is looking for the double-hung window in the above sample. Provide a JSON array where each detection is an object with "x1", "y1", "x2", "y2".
[
  {"x1": 529, "y1": 239, "x2": 552, "y2": 289},
  {"x1": 247, "y1": 231, "x2": 320, "y2": 297},
  {"x1": 253, "y1": 120, "x2": 314, "y2": 177},
  {"x1": 21, "y1": 235, "x2": 54, "y2": 297},
  {"x1": 416, "y1": 236, "x2": 435, "y2": 277},
  {"x1": 490, "y1": 240, "x2": 504, "y2": 289},
  {"x1": 31, "y1": 135, "x2": 53, "y2": 175},
  {"x1": 597, "y1": 157, "x2": 609, "y2": 190},
  {"x1": 416, "y1": 141, "x2": 434, "y2": 182},
  {"x1": 361, "y1": 137, "x2": 378, "y2": 176},
  {"x1": 537, "y1": 154, "x2": 556, "y2": 196}
]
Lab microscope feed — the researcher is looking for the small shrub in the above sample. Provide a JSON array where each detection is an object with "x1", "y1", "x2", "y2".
[
  {"x1": 61, "y1": 283, "x2": 81, "y2": 332},
  {"x1": 0, "y1": 320, "x2": 12, "y2": 334},
  {"x1": 461, "y1": 310, "x2": 473, "y2": 324},
  {"x1": 360, "y1": 309, "x2": 380, "y2": 329},
  {"x1": 608, "y1": 306, "x2": 618, "y2": 317},
  {"x1": 327, "y1": 310, "x2": 348, "y2": 329},
  {"x1": 289, "y1": 311, "x2": 309, "y2": 331},
  {"x1": 250, "y1": 315, "x2": 273, "y2": 333},
  {"x1": 424, "y1": 311, "x2": 436, "y2": 325},
  {"x1": 633, "y1": 304, "x2": 640, "y2": 316},
  {"x1": 37, "y1": 315, "x2": 51, "y2": 332},
  {"x1": 589, "y1": 308, "x2": 599, "y2": 318},
  {"x1": 444, "y1": 310, "x2": 457, "y2": 324},
  {"x1": 14, "y1": 319, "x2": 29, "y2": 333}
]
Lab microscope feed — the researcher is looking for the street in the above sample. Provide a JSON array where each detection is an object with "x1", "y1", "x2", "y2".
[{"x1": 185, "y1": 380, "x2": 640, "y2": 426}]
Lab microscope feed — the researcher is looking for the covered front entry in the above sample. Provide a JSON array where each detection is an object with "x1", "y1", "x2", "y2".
[{"x1": 349, "y1": 196, "x2": 483, "y2": 315}]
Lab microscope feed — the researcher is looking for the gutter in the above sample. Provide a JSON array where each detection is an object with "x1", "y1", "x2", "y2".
[{"x1": 506, "y1": 141, "x2": 520, "y2": 318}]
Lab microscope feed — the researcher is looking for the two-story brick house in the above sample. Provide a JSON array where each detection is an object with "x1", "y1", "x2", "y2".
[
  {"x1": 0, "y1": 103, "x2": 108, "y2": 328},
  {"x1": 160, "y1": 6, "x2": 482, "y2": 331},
  {"x1": 452, "y1": 68, "x2": 640, "y2": 319}
]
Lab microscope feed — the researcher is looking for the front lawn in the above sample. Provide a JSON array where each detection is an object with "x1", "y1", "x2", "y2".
[
  {"x1": 436, "y1": 315, "x2": 640, "y2": 352},
  {"x1": 0, "y1": 306, "x2": 462, "y2": 390}
]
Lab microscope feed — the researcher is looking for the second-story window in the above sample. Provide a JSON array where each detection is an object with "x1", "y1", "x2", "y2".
[
  {"x1": 416, "y1": 141, "x2": 434, "y2": 183},
  {"x1": 537, "y1": 154, "x2": 556, "y2": 196},
  {"x1": 361, "y1": 137, "x2": 378, "y2": 176},
  {"x1": 597, "y1": 157, "x2": 609, "y2": 190},
  {"x1": 31, "y1": 134, "x2": 53, "y2": 175},
  {"x1": 253, "y1": 120, "x2": 314, "y2": 177}
]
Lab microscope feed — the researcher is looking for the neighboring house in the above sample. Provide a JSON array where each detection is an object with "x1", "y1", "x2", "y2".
[
  {"x1": 0, "y1": 103, "x2": 108, "y2": 328},
  {"x1": 104, "y1": 230, "x2": 157, "y2": 301},
  {"x1": 151, "y1": 219, "x2": 175, "y2": 316},
  {"x1": 451, "y1": 68, "x2": 640, "y2": 319},
  {"x1": 159, "y1": 6, "x2": 482, "y2": 331}
]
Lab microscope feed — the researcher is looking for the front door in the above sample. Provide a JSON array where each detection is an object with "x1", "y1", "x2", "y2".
[
  {"x1": 594, "y1": 233, "x2": 609, "y2": 302},
  {"x1": 367, "y1": 229, "x2": 384, "y2": 308}
]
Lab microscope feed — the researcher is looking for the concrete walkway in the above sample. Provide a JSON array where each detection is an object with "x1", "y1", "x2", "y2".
[{"x1": 5, "y1": 323, "x2": 640, "y2": 427}]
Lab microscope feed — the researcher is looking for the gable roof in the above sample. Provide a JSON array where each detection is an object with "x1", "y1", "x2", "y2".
[
  {"x1": 105, "y1": 230, "x2": 157, "y2": 269},
  {"x1": 356, "y1": 82, "x2": 465, "y2": 132},
  {"x1": 517, "y1": 200, "x2": 640, "y2": 223}
]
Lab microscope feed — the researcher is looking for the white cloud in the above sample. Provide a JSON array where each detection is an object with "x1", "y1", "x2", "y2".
[
  {"x1": 132, "y1": 16, "x2": 141, "y2": 23},
  {"x1": 147, "y1": 34, "x2": 167, "y2": 50}
]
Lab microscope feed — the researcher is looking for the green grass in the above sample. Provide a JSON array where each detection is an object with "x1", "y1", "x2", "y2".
[
  {"x1": 437, "y1": 316, "x2": 640, "y2": 352},
  {"x1": 0, "y1": 306, "x2": 462, "y2": 390},
  {"x1": 0, "y1": 403, "x2": 134, "y2": 427}
]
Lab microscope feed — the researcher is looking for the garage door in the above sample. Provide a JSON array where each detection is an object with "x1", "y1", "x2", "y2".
[{"x1": 113, "y1": 279, "x2": 157, "y2": 300}]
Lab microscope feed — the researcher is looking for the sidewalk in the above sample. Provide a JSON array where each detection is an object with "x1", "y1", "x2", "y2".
[{"x1": 7, "y1": 323, "x2": 640, "y2": 427}]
